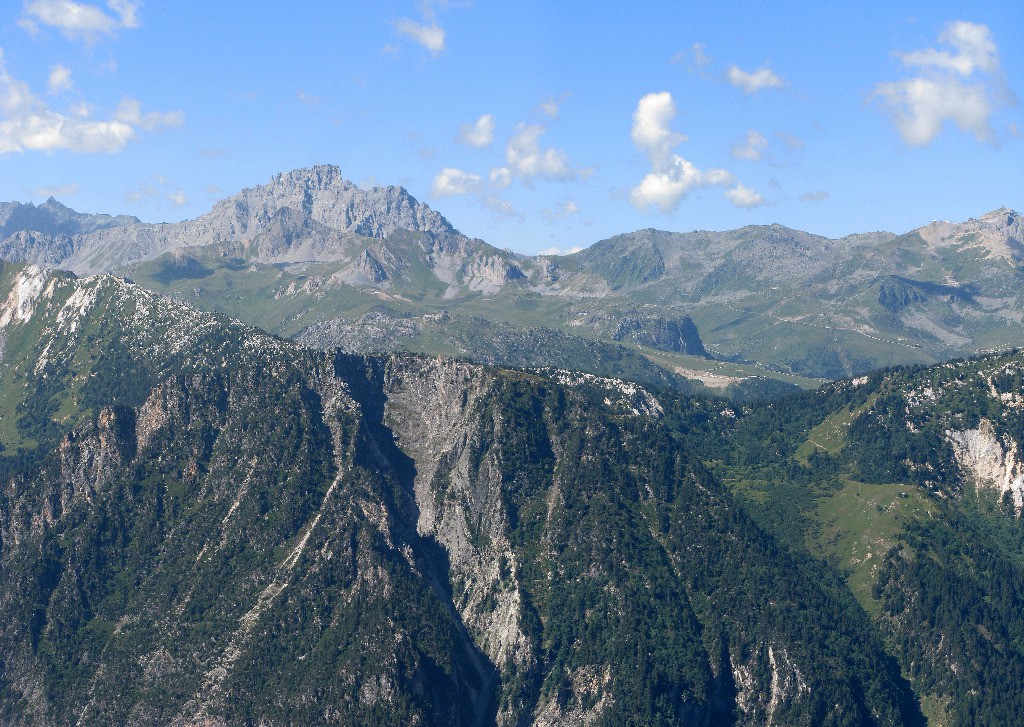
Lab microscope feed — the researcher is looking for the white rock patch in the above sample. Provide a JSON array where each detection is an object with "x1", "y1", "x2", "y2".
[{"x1": 947, "y1": 418, "x2": 1024, "y2": 511}]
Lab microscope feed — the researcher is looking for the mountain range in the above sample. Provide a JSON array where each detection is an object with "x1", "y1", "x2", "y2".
[
  {"x1": 3, "y1": 166, "x2": 1024, "y2": 724},
  {"x1": 2, "y1": 165, "x2": 1022, "y2": 386},
  {"x1": 3, "y1": 254, "x2": 1024, "y2": 724}
]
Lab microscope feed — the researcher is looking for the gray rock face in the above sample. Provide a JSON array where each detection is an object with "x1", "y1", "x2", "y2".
[
  {"x1": 0, "y1": 165, "x2": 463, "y2": 274},
  {"x1": 2, "y1": 169, "x2": 1021, "y2": 379},
  {"x1": 185, "y1": 165, "x2": 459, "y2": 248},
  {"x1": 0, "y1": 198, "x2": 139, "y2": 238}
]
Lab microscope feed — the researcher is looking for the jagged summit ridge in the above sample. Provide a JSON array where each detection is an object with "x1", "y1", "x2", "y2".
[
  {"x1": 0, "y1": 165, "x2": 467, "y2": 274},
  {"x1": 0, "y1": 198, "x2": 140, "y2": 238},
  {"x1": 202, "y1": 164, "x2": 461, "y2": 241},
  {"x1": 916, "y1": 207, "x2": 1024, "y2": 262}
]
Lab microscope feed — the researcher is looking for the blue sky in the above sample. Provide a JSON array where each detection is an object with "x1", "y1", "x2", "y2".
[{"x1": 0, "y1": 1, "x2": 1020, "y2": 254}]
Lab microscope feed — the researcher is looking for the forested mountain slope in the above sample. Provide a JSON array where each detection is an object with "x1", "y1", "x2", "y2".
[
  {"x1": 695, "y1": 350, "x2": 1024, "y2": 725},
  {"x1": 0, "y1": 262, "x2": 920, "y2": 725}
]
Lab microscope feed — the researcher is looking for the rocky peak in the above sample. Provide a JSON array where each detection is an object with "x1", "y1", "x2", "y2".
[
  {"x1": 201, "y1": 165, "x2": 461, "y2": 242},
  {"x1": 917, "y1": 207, "x2": 1024, "y2": 262},
  {"x1": 0, "y1": 199, "x2": 140, "y2": 238}
]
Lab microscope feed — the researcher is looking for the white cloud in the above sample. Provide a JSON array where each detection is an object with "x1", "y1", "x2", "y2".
[
  {"x1": 539, "y1": 99, "x2": 558, "y2": 118},
  {"x1": 631, "y1": 156, "x2": 734, "y2": 213},
  {"x1": 32, "y1": 182, "x2": 77, "y2": 197},
  {"x1": 898, "y1": 21, "x2": 997, "y2": 76},
  {"x1": 725, "y1": 183, "x2": 765, "y2": 208},
  {"x1": 671, "y1": 42, "x2": 713, "y2": 78},
  {"x1": 114, "y1": 98, "x2": 184, "y2": 131},
  {"x1": 691, "y1": 43, "x2": 713, "y2": 76},
  {"x1": 489, "y1": 166, "x2": 512, "y2": 189},
  {"x1": 874, "y1": 21, "x2": 1008, "y2": 146},
  {"x1": 874, "y1": 76, "x2": 992, "y2": 145},
  {"x1": 727, "y1": 65, "x2": 785, "y2": 94},
  {"x1": 800, "y1": 190, "x2": 829, "y2": 202},
  {"x1": 631, "y1": 91, "x2": 686, "y2": 166},
  {"x1": 542, "y1": 199, "x2": 580, "y2": 223},
  {"x1": 775, "y1": 131, "x2": 804, "y2": 151},
  {"x1": 0, "y1": 51, "x2": 181, "y2": 154},
  {"x1": 458, "y1": 113, "x2": 494, "y2": 148},
  {"x1": 431, "y1": 167, "x2": 482, "y2": 197},
  {"x1": 505, "y1": 123, "x2": 574, "y2": 182},
  {"x1": 481, "y1": 195, "x2": 518, "y2": 218},
  {"x1": 20, "y1": 0, "x2": 140, "y2": 42},
  {"x1": 395, "y1": 17, "x2": 446, "y2": 55},
  {"x1": 731, "y1": 129, "x2": 768, "y2": 160},
  {"x1": 47, "y1": 64, "x2": 73, "y2": 95},
  {"x1": 538, "y1": 245, "x2": 583, "y2": 256},
  {"x1": 628, "y1": 92, "x2": 734, "y2": 213},
  {"x1": 168, "y1": 189, "x2": 188, "y2": 207}
]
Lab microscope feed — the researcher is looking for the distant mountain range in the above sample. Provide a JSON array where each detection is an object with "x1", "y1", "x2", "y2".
[{"x1": 1, "y1": 165, "x2": 1022, "y2": 383}]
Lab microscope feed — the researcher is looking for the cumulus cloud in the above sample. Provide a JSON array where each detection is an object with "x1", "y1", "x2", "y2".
[
  {"x1": 631, "y1": 157, "x2": 734, "y2": 213},
  {"x1": 631, "y1": 91, "x2": 686, "y2": 166},
  {"x1": 539, "y1": 98, "x2": 560, "y2": 119},
  {"x1": 727, "y1": 65, "x2": 785, "y2": 94},
  {"x1": 538, "y1": 245, "x2": 583, "y2": 256},
  {"x1": 480, "y1": 195, "x2": 518, "y2": 218},
  {"x1": 489, "y1": 166, "x2": 512, "y2": 189},
  {"x1": 690, "y1": 43, "x2": 712, "y2": 76},
  {"x1": 20, "y1": 0, "x2": 140, "y2": 42},
  {"x1": 898, "y1": 21, "x2": 998, "y2": 76},
  {"x1": 628, "y1": 92, "x2": 736, "y2": 213},
  {"x1": 774, "y1": 131, "x2": 804, "y2": 151},
  {"x1": 505, "y1": 123, "x2": 574, "y2": 182},
  {"x1": 725, "y1": 183, "x2": 765, "y2": 208},
  {"x1": 799, "y1": 190, "x2": 829, "y2": 202},
  {"x1": 395, "y1": 17, "x2": 445, "y2": 55},
  {"x1": 541, "y1": 199, "x2": 580, "y2": 223},
  {"x1": 114, "y1": 98, "x2": 184, "y2": 131},
  {"x1": 731, "y1": 129, "x2": 768, "y2": 160},
  {"x1": 458, "y1": 113, "x2": 494, "y2": 148},
  {"x1": 47, "y1": 64, "x2": 73, "y2": 95},
  {"x1": 431, "y1": 167, "x2": 482, "y2": 197},
  {"x1": 0, "y1": 51, "x2": 182, "y2": 154},
  {"x1": 168, "y1": 189, "x2": 188, "y2": 207},
  {"x1": 874, "y1": 21, "x2": 1011, "y2": 146},
  {"x1": 671, "y1": 43, "x2": 713, "y2": 79},
  {"x1": 874, "y1": 77, "x2": 992, "y2": 144},
  {"x1": 536, "y1": 92, "x2": 570, "y2": 120}
]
